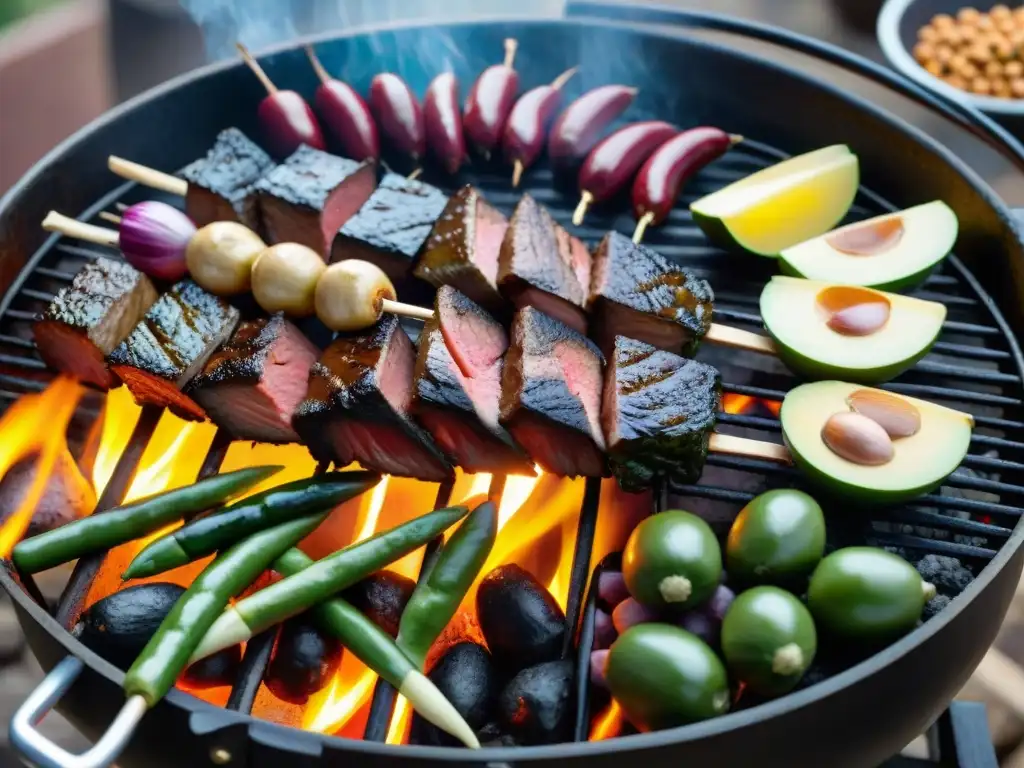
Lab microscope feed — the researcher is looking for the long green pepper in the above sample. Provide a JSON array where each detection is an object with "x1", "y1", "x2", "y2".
[
  {"x1": 271, "y1": 549, "x2": 479, "y2": 748},
  {"x1": 124, "y1": 512, "x2": 326, "y2": 706},
  {"x1": 123, "y1": 470, "x2": 379, "y2": 580},
  {"x1": 11, "y1": 465, "x2": 282, "y2": 574},
  {"x1": 189, "y1": 505, "x2": 469, "y2": 663},
  {"x1": 397, "y1": 501, "x2": 498, "y2": 667}
]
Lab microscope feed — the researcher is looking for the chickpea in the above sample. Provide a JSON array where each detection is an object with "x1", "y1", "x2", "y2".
[
  {"x1": 967, "y1": 42, "x2": 992, "y2": 62},
  {"x1": 993, "y1": 36, "x2": 1016, "y2": 59},
  {"x1": 941, "y1": 11, "x2": 965, "y2": 26},
  {"x1": 1005, "y1": 59, "x2": 1024, "y2": 76},
  {"x1": 976, "y1": 14, "x2": 996, "y2": 31},
  {"x1": 959, "y1": 24, "x2": 980, "y2": 44},
  {"x1": 986, "y1": 58, "x2": 1005, "y2": 77},
  {"x1": 993, "y1": 77, "x2": 1014, "y2": 97},
  {"x1": 924, "y1": 59, "x2": 944, "y2": 76},
  {"x1": 970, "y1": 76, "x2": 993, "y2": 94},
  {"x1": 958, "y1": 58, "x2": 981, "y2": 78},
  {"x1": 1012, "y1": 76, "x2": 1024, "y2": 97},
  {"x1": 919, "y1": 24, "x2": 941, "y2": 43},
  {"x1": 939, "y1": 26, "x2": 963, "y2": 46},
  {"x1": 997, "y1": 17, "x2": 1017, "y2": 34},
  {"x1": 991, "y1": 4, "x2": 1012, "y2": 20},
  {"x1": 914, "y1": 41, "x2": 937, "y2": 62},
  {"x1": 944, "y1": 73, "x2": 969, "y2": 90},
  {"x1": 935, "y1": 44, "x2": 956, "y2": 63}
]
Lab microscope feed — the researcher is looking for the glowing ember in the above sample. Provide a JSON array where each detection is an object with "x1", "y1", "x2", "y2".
[
  {"x1": 385, "y1": 695, "x2": 412, "y2": 745},
  {"x1": 721, "y1": 392, "x2": 782, "y2": 417},
  {"x1": 0, "y1": 376, "x2": 82, "y2": 556},
  {"x1": 589, "y1": 700, "x2": 623, "y2": 741},
  {"x1": 303, "y1": 652, "x2": 377, "y2": 733}
]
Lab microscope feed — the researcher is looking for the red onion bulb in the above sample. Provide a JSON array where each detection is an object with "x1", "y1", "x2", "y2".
[{"x1": 119, "y1": 201, "x2": 195, "y2": 281}]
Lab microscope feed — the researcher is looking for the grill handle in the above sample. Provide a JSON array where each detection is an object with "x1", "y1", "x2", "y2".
[
  {"x1": 9, "y1": 657, "x2": 147, "y2": 768},
  {"x1": 565, "y1": 1, "x2": 1024, "y2": 171}
]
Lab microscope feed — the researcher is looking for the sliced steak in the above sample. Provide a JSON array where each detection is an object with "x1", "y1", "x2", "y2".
[
  {"x1": 293, "y1": 315, "x2": 451, "y2": 481},
  {"x1": 413, "y1": 287, "x2": 534, "y2": 476},
  {"x1": 108, "y1": 280, "x2": 240, "y2": 421},
  {"x1": 190, "y1": 314, "x2": 319, "y2": 443},
  {"x1": 180, "y1": 128, "x2": 275, "y2": 230},
  {"x1": 251, "y1": 146, "x2": 377, "y2": 258},
  {"x1": 589, "y1": 231, "x2": 714, "y2": 357},
  {"x1": 500, "y1": 307, "x2": 606, "y2": 477},
  {"x1": 33, "y1": 258, "x2": 158, "y2": 389},
  {"x1": 602, "y1": 335, "x2": 720, "y2": 491},
  {"x1": 413, "y1": 185, "x2": 507, "y2": 313},
  {"x1": 497, "y1": 195, "x2": 587, "y2": 334}
]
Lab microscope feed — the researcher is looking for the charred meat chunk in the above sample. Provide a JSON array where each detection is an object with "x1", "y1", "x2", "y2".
[
  {"x1": 293, "y1": 315, "x2": 451, "y2": 481},
  {"x1": 497, "y1": 195, "x2": 589, "y2": 335},
  {"x1": 251, "y1": 146, "x2": 377, "y2": 258},
  {"x1": 413, "y1": 185, "x2": 507, "y2": 313},
  {"x1": 190, "y1": 314, "x2": 319, "y2": 443},
  {"x1": 500, "y1": 307, "x2": 606, "y2": 477},
  {"x1": 602, "y1": 335, "x2": 720, "y2": 491},
  {"x1": 34, "y1": 258, "x2": 158, "y2": 389},
  {"x1": 179, "y1": 128, "x2": 275, "y2": 230},
  {"x1": 413, "y1": 287, "x2": 534, "y2": 476},
  {"x1": 590, "y1": 232, "x2": 714, "y2": 357},
  {"x1": 108, "y1": 280, "x2": 240, "y2": 421},
  {"x1": 331, "y1": 172, "x2": 448, "y2": 286}
]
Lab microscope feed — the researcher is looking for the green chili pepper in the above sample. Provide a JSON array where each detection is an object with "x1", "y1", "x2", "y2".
[
  {"x1": 123, "y1": 512, "x2": 326, "y2": 706},
  {"x1": 271, "y1": 549, "x2": 478, "y2": 748},
  {"x1": 123, "y1": 471, "x2": 379, "y2": 580},
  {"x1": 11, "y1": 465, "x2": 282, "y2": 574},
  {"x1": 189, "y1": 505, "x2": 469, "y2": 663},
  {"x1": 397, "y1": 501, "x2": 497, "y2": 667}
]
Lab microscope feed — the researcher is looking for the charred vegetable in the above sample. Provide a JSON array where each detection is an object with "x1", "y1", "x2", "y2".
[
  {"x1": 411, "y1": 641, "x2": 499, "y2": 747},
  {"x1": 464, "y1": 39, "x2": 520, "y2": 157},
  {"x1": 117, "y1": 201, "x2": 195, "y2": 281},
  {"x1": 476, "y1": 563, "x2": 567, "y2": 671},
  {"x1": 423, "y1": 72, "x2": 466, "y2": 174},
  {"x1": 265, "y1": 617, "x2": 342, "y2": 704},
  {"x1": 808, "y1": 547, "x2": 935, "y2": 642},
  {"x1": 306, "y1": 45, "x2": 379, "y2": 161},
  {"x1": 726, "y1": 489, "x2": 826, "y2": 586},
  {"x1": 180, "y1": 644, "x2": 242, "y2": 689},
  {"x1": 370, "y1": 73, "x2": 425, "y2": 163},
  {"x1": 341, "y1": 570, "x2": 415, "y2": 638},
  {"x1": 606, "y1": 623, "x2": 730, "y2": 730},
  {"x1": 622, "y1": 510, "x2": 722, "y2": 610},
  {"x1": 498, "y1": 660, "x2": 574, "y2": 745},
  {"x1": 503, "y1": 67, "x2": 578, "y2": 186},
  {"x1": 548, "y1": 85, "x2": 637, "y2": 166},
  {"x1": 721, "y1": 586, "x2": 817, "y2": 696}
]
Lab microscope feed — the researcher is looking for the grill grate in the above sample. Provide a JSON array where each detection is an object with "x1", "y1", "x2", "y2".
[{"x1": 1, "y1": 137, "x2": 1022, "y2": 745}]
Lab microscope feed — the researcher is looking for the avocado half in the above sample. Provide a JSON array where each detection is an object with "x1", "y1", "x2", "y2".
[
  {"x1": 690, "y1": 145, "x2": 859, "y2": 257},
  {"x1": 778, "y1": 200, "x2": 958, "y2": 291},
  {"x1": 781, "y1": 381, "x2": 973, "y2": 504},
  {"x1": 761, "y1": 276, "x2": 947, "y2": 384}
]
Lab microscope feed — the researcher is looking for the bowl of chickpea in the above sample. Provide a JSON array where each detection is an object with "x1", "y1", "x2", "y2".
[{"x1": 878, "y1": 1, "x2": 1024, "y2": 120}]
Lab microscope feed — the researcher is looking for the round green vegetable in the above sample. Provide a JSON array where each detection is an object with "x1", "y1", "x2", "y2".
[
  {"x1": 726, "y1": 489, "x2": 826, "y2": 585},
  {"x1": 807, "y1": 547, "x2": 934, "y2": 642},
  {"x1": 622, "y1": 510, "x2": 722, "y2": 609},
  {"x1": 606, "y1": 623, "x2": 730, "y2": 731},
  {"x1": 721, "y1": 586, "x2": 817, "y2": 696}
]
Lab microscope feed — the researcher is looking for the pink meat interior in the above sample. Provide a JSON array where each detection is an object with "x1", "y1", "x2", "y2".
[
  {"x1": 320, "y1": 164, "x2": 378, "y2": 259},
  {"x1": 473, "y1": 199, "x2": 508, "y2": 289}
]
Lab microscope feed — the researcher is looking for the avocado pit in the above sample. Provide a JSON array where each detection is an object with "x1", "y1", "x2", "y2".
[
  {"x1": 821, "y1": 411, "x2": 894, "y2": 466},
  {"x1": 847, "y1": 389, "x2": 921, "y2": 438},
  {"x1": 816, "y1": 285, "x2": 891, "y2": 336},
  {"x1": 825, "y1": 216, "x2": 904, "y2": 256}
]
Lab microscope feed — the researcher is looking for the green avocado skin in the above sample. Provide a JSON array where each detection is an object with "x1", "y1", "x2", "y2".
[
  {"x1": 606, "y1": 623, "x2": 730, "y2": 731},
  {"x1": 691, "y1": 210, "x2": 783, "y2": 258},
  {"x1": 781, "y1": 433, "x2": 946, "y2": 505},
  {"x1": 807, "y1": 547, "x2": 927, "y2": 641},
  {"x1": 726, "y1": 489, "x2": 825, "y2": 586},
  {"x1": 768, "y1": 328, "x2": 939, "y2": 385},
  {"x1": 777, "y1": 257, "x2": 938, "y2": 293},
  {"x1": 622, "y1": 510, "x2": 722, "y2": 609},
  {"x1": 721, "y1": 586, "x2": 817, "y2": 696}
]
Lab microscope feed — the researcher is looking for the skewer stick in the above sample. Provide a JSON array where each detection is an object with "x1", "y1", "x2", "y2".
[
  {"x1": 42, "y1": 212, "x2": 119, "y2": 248},
  {"x1": 573, "y1": 191, "x2": 594, "y2": 227},
  {"x1": 305, "y1": 44, "x2": 331, "y2": 85},
  {"x1": 99, "y1": 212, "x2": 123, "y2": 225},
  {"x1": 236, "y1": 42, "x2": 279, "y2": 95},
  {"x1": 552, "y1": 66, "x2": 579, "y2": 91},
  {"x1": 380, "y1": 298, "x2": 433, "y2": 322},
  {"x1": 108, "y1": 156, "x2": 188, "y2": 197},
  {"x1": 632, "y1": 211, "x2": 656, "y2": 244},
  {"x1": 704, "y1": 324, "x2": 777, "y2": 355},
  {"x1": 512, "y1": 161, "x2": 525, "y2": 188},
  {"x1": 708, "y1": 433, "x2": 791, "y2": 463},
  {"x1": 407, "y1": 167, "x2": 423, "y2": 182},
  {"x1": 503, "y1": 38, "x2": 518, "y2": 69}
]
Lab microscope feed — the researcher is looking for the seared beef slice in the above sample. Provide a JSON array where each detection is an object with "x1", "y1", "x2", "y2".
[
  {"x1": 190, "y1": 314, "x2": 318, "y2": 443},
  {"x1": 108, "y1": 280, "x2": 240, "y2": 421},
  {"x1": 413, "y1": 185, "x2": 507, "y2": 312},
  {"x1": 180, "y1": 128, "x2": 275, "y2": 229},
  {"x1": 589, "y1": 232, "x2": 713, "y2": 357},
  {"x1": 500, "y1": 307, "x2": 606, "y2": 477},
  {"x1": 34, "y1": 258, "x2": 157, "y2": 389},
  {"x1": 497, "y1": 195, "x2": 589, "y2": 334},
  {"x1": 293, "y1": 315, "x2": 451, "y2": 481},
  {"x1": 332, "y1": 173, "x2": 448, "y2": 284},
  {"x1": 413, "y1": 287, "x2": 534, "y2": 475},
  {"x1": 252, "y1": 146, "x2": 377, "y2": 258},
  {"x1": 602, "y1": 335, "x2": 720, "y2": 491}
]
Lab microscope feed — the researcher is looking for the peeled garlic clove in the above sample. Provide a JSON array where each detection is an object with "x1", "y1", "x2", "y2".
[
  {"x1": 822, "y1": 411, "x2": 894, "y2": 466},
  {"x1": 251, "y1": 243, "x2": 325, "y2": 317},
  {"x1": 186, "y1": 221, "x2": 266, "y2": 295},
  {"x1": 315, "y1": 259, "x2": 397, "y2": 332},
  {"x1": 847, "y1": 389, "x2": 921, "y2": 439}
]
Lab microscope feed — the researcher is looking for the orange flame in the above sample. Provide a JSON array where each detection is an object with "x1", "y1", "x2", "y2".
[
  {"x1": 0, "y1": 376, "x2": 82, "y2": 556},
  {"x1": 589, "y1": 700, "x2": 623, "y2": 740},
  {"x1": 385, "y1": 696, "x2": 411, "y2": 745},
  {"x1": 721, "y1": 393, "x2": 754, "y2": 415}
]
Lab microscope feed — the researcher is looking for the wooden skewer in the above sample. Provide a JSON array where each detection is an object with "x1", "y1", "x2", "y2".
[
  {"x1": 42, "y1": 211, "x2": 119, "y2": 248},
  {"x1": 503, "y1": 38, "x2": 518, "y2": 69},
  {"x1": 305, "y1": 44, "x2": 331, "y2": 85},
  {"x1": 108, "y1": 156, "x2": 188, "y2": 197},
  {"x1": 99, "y1": 211, "x2": 122, "y2": 225},
  {"x1": 708, "y1": 433, "x2": 790, "y2": 463},
  {"x1": 236, "y1": 42, "x2": 278, "y2": 95}
]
